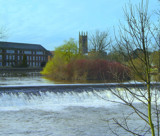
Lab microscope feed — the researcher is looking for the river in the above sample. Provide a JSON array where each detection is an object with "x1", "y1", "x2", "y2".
[{"x1": 0, "y1": 74, "x2": 156, "y2": 136}]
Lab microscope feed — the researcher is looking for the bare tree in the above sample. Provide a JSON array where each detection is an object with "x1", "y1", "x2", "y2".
[
  {"x1": 89, "y1": 30, "x2": 111, "y2": 58},
  {"x1": 0, "y1": 26, "x2": 7, "y2": 40},
  {"x1": 101, "y1": 0, "x2": 160, "y2": 135}
]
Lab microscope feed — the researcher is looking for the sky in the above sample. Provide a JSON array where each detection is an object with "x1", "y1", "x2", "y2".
[{"x1": 0, "y1": 0, "x2": 159, "y2": 51}]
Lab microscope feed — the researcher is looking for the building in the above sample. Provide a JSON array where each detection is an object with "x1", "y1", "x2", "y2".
[
  {"x1": 79, "y1": 32, "x2": 88, "y2": 54},
  {"x1": 0, "y1": 41, "x2": 51, "y2": 67}
]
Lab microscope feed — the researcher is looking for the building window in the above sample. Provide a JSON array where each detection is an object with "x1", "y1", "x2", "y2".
[
  {"x1": 18, "y1": 56, "x2": 20, "y2": 60},
  {"x1": 9, "y1": 55, "x2": 12, "y2": 60},
  {"x1": 0, "y1": 55, "x2": 2, "y2": 60},
  {"x1": 39, "y1": 56, "x2": 41, "y2": 61},
  {"x1": 36, "y1": 56, "x2": 38, "y2": 61},
  {"x1": 6, "y1": 62, "x2": 8, "y2": 66},
  {"x1": 6, "y1": 55, "x2": 8, "y2": 60},
  {"x1": 33, "y1": 56, "x2": 35, "y2": 61},
  {"x1": 17, "y1": 50, "x2": 20, "y2": 54},
  {"x1": 33, "y1": 62, "x2": 35, "y2": 66},
  {"x1": 0, "y1": 62, "x2": 2, "y2": 66},
  {"x1": 0, "y1": 50, "x2": 2, "y2": 53},
  {"x1": 27, "y1": 56, "x2": 29, "y2": 61},
  {"x1": 12, "y1": 55, "x2": 15, "y2": 60},
  {"x1": 36, "y1": 51, "x2": 43, "y2": 55},
  {"x1": 24, "y1": 51, "x2": 32, "y2": 54},
  {"x1": 6, "y1": 50, "x2": 15, "y2": 54}
]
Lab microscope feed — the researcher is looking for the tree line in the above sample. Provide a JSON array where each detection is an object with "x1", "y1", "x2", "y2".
[
  {"x1": 41, "y1": 37, "x2": 132, "y2": 82},
  {"x1": 41, "y1": 37, "x2": 160, "y2": 82}
]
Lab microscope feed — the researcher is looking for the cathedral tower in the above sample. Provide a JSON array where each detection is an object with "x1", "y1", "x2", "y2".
[{"x1": 79, "y1": 32, "x2": 88, "y2": 54}]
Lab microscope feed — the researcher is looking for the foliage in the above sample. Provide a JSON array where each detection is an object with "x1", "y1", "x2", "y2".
[
  {"x1": 21, "y1": 54, "x2": 27, "y2": 67},
  {"x1": 55, "y1": 38, "x2": 80, "y2": 63},
  {"x1": 107, "y1": 50, "x2": 126, "y2": 63},
  {"x1": 150, "y1": 51, "x2": 159, "y2": 67},
  {"x1": 41, "y1": 38, "x2": 82, "y2": 79},
  {"x1": 42, "y1": 46, "x2": 130, "y2": 81},
  {"x1": 127, "y1": 55, "x2": 147, "y2": 81},
  {"x1": 66, "y1": 59, "x2": 130, "y2": 81}
]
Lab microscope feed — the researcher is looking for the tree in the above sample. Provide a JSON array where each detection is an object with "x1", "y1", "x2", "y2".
[
  {"x1": 66, "y1": 59, "x2": 130, "y2": 81},
  {"x1": 107, "y1": 50, "x2": 126, "y2": 63},
  {"x1": 21, "y1": 54, "x2": 27, "y2": 67},
  {"x1": 41, "y1": 38, "x2": 82, "y2": 80},
  {"x1": 0, "y1": 26, "x2": 7, "y2": 39},
  {"x1": 104, "y1": 0, "x2": 159, "y2": 135},
  {"x1": 89, "y1": 30, "x2": 111, "y2": 58},
  {"x1": 55, "y1": 38, "x2": 80, "y2": 63}
]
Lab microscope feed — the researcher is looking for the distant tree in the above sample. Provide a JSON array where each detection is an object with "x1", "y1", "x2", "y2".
[
  {"x1": 66, "y1": 59, "x2": 130, "y2": 81},
  {"x1": 41, "y1": 38, "x2": 82, "y2": 79},
  {"x1": 107, "y1": 50, "x2": 125, "y2": 63},
  {"x1": 41, "y1": 61, "x2": 46, "y2": 67},
  {"x1": 0, "y1": 27, "x2": 7, "y2": 39},
  {"x1": 150, "y1": 51, "x2": 159, "y2": 66},
  {"x1": 89, "y1": 30, "x2": 111, "y2": 58},
  {"x1": 55, "y1": 38, "x2": 80, "y2": 63},
  {"x1": 21, "y1": 54, "x2": 27, "y2": 67}
]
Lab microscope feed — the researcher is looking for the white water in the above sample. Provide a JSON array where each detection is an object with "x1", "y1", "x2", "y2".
[
  {"x1": 0, "y1": 90, "x2": 116, "y2": 111},
  {"x1": 0, "y1": 88, "x2": 154, "y2": 136}
]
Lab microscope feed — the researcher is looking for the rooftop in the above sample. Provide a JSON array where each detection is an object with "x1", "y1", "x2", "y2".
[{"x1": 0, "y1": 41, "x2": 46, "y2": 50}]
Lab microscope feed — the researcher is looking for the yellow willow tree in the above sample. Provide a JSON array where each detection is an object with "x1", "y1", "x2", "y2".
[
  {"x1": 106, "y1": 0, "x2": 160, "y2": 135},
  {"x1": 41, "y1": 38, "x2": 82, "y2": 80}
]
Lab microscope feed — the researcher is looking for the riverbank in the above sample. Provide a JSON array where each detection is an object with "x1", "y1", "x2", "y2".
[
  {"x1": 0, "y1": 67, "x2": 42, "y2": 73},
  {"x1": 0, "y1": 68, "x2": 42, "y2": 77}
]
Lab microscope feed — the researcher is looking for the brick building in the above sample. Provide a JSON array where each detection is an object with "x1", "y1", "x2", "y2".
[{"x1": 0, "y1": 41, "x2": 51, "y2": 67}]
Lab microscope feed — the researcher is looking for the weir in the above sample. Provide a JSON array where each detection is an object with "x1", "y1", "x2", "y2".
[
  {"x1": 0, "y1": 83, "x2": 160, "y2": 94},
  {"x1": 0, "y1": 83, "x2": 159, "y2": 136}
]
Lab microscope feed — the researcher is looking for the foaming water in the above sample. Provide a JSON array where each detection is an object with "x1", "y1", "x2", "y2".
[
  {"x1": 0, "y1": 87, "x2": 159, "y2": 112},
  {"x1": 0, "y1": 88, "x2": 159, "y2": 136},
  {"x1": 0, "y1": 90, "x2": 118, "y2": 112}
]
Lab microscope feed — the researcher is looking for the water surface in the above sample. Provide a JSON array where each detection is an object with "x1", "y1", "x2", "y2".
[
  {"x1": 0, "y1": 90, "x2": 147, "y2": 136},
  {"x1": 0, "y1": 73, "x2": 154, "y2": 136}
]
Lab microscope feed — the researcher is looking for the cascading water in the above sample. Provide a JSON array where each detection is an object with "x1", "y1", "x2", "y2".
[
  {"x1": 0, "y1": 90, "x2": 117, "y2": 111},
  {"x1": 0, "y1": 86, "x2": 156, "y2": 136}
]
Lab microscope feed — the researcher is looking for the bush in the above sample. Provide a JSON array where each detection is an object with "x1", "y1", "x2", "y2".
[{"x1": 66, "y1": 59, "x2": 130, "y2": 81}]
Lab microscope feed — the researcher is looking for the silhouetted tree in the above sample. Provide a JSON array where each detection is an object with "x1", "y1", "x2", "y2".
[
  {"x1": 104, "y1": 0, "x2": 159, "y2": 135},
  {"x1": 89, "y1": 30, "x2": 111, "y2": 58}
]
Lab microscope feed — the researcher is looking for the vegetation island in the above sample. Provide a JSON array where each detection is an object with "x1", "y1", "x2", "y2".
[{"x1": 41, "y1": 31, "x2": 159, "y2": 83}]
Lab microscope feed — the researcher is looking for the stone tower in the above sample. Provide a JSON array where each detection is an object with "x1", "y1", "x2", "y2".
[{"x1": 79, "y1": 32, "x2": 88, "y2": 54}]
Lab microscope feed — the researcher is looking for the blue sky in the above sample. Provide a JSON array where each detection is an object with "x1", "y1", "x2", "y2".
[{"x1": 0, "y1": 0, "x2": 159, "y2": 51}]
